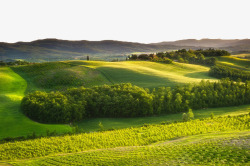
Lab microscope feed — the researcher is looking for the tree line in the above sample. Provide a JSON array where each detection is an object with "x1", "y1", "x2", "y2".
[
  {"x1": 0, "y1": 60, "x2": 30, "y2": 66},
  {"x1": 209, "y1": 64, "x2": 250, "y2": 82},
  {"x1": 21, "y1": 79, "x2": 250, "y2": 124},
  {"x1": 128, "y1": 48, "x2": 230, "y2": 66}
]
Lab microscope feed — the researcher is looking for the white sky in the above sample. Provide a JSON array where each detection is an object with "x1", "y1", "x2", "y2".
[{"x1": 1, "y1": 0, "x2": 250, "y2": 43}]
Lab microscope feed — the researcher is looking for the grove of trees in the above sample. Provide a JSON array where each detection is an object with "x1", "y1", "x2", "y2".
[
  {"x1": 21, "y1": 79, "x2": 250, "y2": 123},
  {"x1": 128, "y1": 48, "x2": 230, "y2": 66},
  {"x1": 0, "y1": 60, "x2": 30, "y2": 66},
  {"x1": 209, "y1": 64, "x2": 250, "y2": 82}
]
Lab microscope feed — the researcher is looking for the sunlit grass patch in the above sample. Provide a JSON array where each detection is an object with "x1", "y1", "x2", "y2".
[
  {"x1": 0, "y1": 67, "x2": 72, "y2": 139},
  {"x1": 217, "y1": 56, "x2": 250, "y2": 70}
]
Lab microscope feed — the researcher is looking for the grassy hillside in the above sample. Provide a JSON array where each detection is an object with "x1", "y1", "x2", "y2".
[
  {"x1": 217, "y1": 55, "x2": 250, "y2": 71},
  {"x1": 76, "y1": 105, "x2": 250, "y2": 132},
  {"x1": 1, "y1": 60, "x2": 249, "y2": 139},
  {"x1": 0, "y1": 67, "x2": 71, "y2": 139},
  {"x1": 0, "y1": 59, "x2": 249, "y2": 165},
  {"x1": 0, "y1": 61, "x2": 217, "y2": 139},
  {"x1": 12, "y1": 61, "x2": 217, "y2": 90},
  {"x1": 232, "y1": 53, "x2": 250, "y2": 59},
  {"x1": 12, "y1": 62, "x2": 110, "y2": 92},
  {"x1": 61, "y1": 61, "x2": 217, "y2": 89}
]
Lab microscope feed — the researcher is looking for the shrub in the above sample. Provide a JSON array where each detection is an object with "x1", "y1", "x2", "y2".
[
  {"x1": 210, "y1": 112, "x2": 215, "y2": 119},
  {"x1": 182, "y1": 113, "x2": 188, "y2": 122},
  {"x1": 187, "y1": 109, "x2": 194, "y2": 120}
]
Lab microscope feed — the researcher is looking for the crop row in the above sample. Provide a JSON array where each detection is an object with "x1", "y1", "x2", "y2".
[
  {"x1": 0, "y1": 114, "x2": 249, "y2": 160},
  {"x1": 12, "y1": 133, "x2": 250, "y2": 165}
]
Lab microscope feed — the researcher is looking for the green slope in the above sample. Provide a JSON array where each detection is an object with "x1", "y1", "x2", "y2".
[
  {"x1": 12, "y1": 62, "x2": 110, "y2": 92},
  {"x1": 217, "y1": 56, "x2": 250, "y2": 71},
  {"x1": 66, "y1": 61, "x2": 217, "y2": 89},
  {"x1": 76, "y1": 105, "x2": 250, "y2": 132},
  {"x1": 0, "y1": 67, "x2": 72, "y2": 139},
  {"x1": 12, "y1": 60, "x2": 217, "y2": 91}
]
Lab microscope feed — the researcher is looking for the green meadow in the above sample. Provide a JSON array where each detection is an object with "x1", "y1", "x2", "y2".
[
  {"x1": 12, "y1": 60, "x2": 217, "y2": 90},
  {"x1": 76, "y1": 105, "x2": 250, "y2": 132},
  {"x1": 217, "y1": 55, "x2": 250, "y2": 70},
  {"x1": 59, "y1": 60, "x2": 217, "y2": 88},
  {"x1": 0, "y1": 58, "x2": 249, "y2": 165},
  {"x1": 0, "y1": 67, "x2": 71, "y2": 139},
  {"x1": 0, "y1": 60, "x2": 249, "y2": 139}
]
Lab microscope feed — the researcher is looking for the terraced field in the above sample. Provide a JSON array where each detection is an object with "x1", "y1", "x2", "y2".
[{"x1": 0, "y1": 67, "x2": 71, "y2": 139}]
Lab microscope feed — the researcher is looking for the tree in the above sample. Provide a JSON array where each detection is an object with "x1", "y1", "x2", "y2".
[
  {"x1": 98, "y1": 122, "x2": 104, "y2": 131},
  {"x1": 187, "y1": 109, "x2": 194, "y2": 120},
  {"x1": 182, "y1": 113, "x2": 188, "y2": 122},
  {"x1": 210, "y1": 112, "x2": 215, "y2": 119}
]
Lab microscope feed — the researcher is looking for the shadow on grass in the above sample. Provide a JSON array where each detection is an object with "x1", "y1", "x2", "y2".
[
  {"x1": 98, "y1": 66, "x2": 177, "y2": 89},
  {"x1": 184, "y1": 71, "x2": 214, "y2": 79}
]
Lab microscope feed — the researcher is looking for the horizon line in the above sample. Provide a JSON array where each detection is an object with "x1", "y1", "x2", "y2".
[{"x1": 1, "y1": 38, "x2": 249, "y2": 44}]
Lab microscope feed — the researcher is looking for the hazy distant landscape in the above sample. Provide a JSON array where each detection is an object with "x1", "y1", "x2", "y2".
[{"x1": 1, "y1": 38, "x2": 250, "y2": 62}]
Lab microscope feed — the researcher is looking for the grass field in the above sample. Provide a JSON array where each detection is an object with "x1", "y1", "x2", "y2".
[
  {"x1": 217, "y1": 55, "x2": 250, "y2": 71},
  {"x1": 0, "y1": 60, "x2": 248, "y2": 139},
  {"x1": 76, "y1": 104, "x2": 250, "y2": 132},
  {"x1": 65, "y1": 60, "x2": 217, "y2": 88},
  {"x1": 12, "y1": 62, "x2": 110, "y2": 92},
  {"x1": 12, "y1": 60, "x2": 217, "y2": 90},
  {"x1": 232, "y1": 53, "x2": 250, "y2": 59},
  {"x1": 0, "y1": 67, "x2": 72, "y2": 139},
  {"x1": 0, "y1": 59, "x2": 250, "y2": 165}
]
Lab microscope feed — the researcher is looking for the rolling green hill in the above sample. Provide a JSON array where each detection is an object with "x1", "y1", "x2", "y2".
[
  {"x1": 73, "y1": 61, "x2": 217, "y2": 88},
  {"x1": 0, "y1": 59, "x2": 249, "y2": 165},
  {"x1": 0, "y1": 67, "x2": 71, "y2": 139},
  {"x1": 13, "y1": 60, "x2": 217, "y2": 90},
  {"x1": 217, "y1": 55, "x2": 250, "y2": 70},
  {"x1": 2, "y1": 60, "x2": 249, "y2": 139}
]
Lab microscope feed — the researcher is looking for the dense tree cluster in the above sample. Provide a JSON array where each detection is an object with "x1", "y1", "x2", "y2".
[
  {"x1": 209, "y1": 64, "x2": 250, "y2": 81},
  {"x1": 21, "y1": 83, "x2": 153, "y2": 123},
  {"x1": 21, "y1": 79, "x2": 250, "y2": 123},
  {"x1": 194, "y1": 48, "x2": 230, "y2": 57},
  {"x1": 0, "y1": 60, "x2": 30, "y2": 66},
  {"x1": 128, "y1": 49, "x2": 229, "y2": 66},
  {"x1": 128, "y1": 54, "x2": 173, "y2": 64},
  {"x1": 152, "y1": 79, "x2": 249, "y2": 114}
]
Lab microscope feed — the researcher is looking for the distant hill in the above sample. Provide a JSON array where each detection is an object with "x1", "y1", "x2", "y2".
[
  {"x1": 0, "y1": 39, "x2": 179, "y2": 61},
  {"x1": 153, "y1": 39, "x2": 250, "y2": 52},
  {"x1": 0, "y1": 38, "x2": 250, "y2": 61}
]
